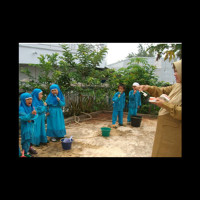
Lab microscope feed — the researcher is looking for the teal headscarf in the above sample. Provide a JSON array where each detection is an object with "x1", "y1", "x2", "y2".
[
  {"x1": 19, "y1": 93, "x2": 34, "y2": 114},
  {"x1": 31, "y1": 88, "x2": 44, "y2": 107},
  {"x1": 46, "y1": 84, "x2": 64, "y2": 106}
]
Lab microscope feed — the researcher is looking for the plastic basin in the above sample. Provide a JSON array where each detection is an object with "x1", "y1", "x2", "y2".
[
  {"x1": 61, "y1": 138, "x2": 72, "y2": 150},
  {"x1": 101, "y1": 127, "x2": 111, "y2": 137},
  {"x1": 131, "y1": 115, "x2": 142, "y2": 127}
]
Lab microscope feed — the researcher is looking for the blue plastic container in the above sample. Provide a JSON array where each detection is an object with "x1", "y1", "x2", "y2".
[{"x1": 61, "y1": 138, "x2": 73, "y2": 150}]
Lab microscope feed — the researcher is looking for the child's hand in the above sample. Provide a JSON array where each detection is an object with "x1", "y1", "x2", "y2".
[
  {"x1": 57, "y1": 97, "x2": 60, "y2": 101},
  {"x1": 32, "y1": 110, "x2": 36, "y2": 115},
  {"x1": 44, "y1": 102, "x2": 47, "y2": 106},
  {"x1": 46, "y1": 112, "x2": 50, "y2": 116},
  {"x1": 118, "y1": 94, "x2": 121, "y2": 98}
]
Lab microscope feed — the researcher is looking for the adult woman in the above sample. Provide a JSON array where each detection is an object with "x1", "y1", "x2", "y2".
[{"x1": 135, "y1": 60, "x2": 182, "y2": 157}]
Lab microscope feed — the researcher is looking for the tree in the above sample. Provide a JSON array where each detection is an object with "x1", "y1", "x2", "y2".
[
  {"x1": 146, "y1": 43, "x2": 182, "y2": 61},
  {"x1": 19, "y1": 52, "x2": 71, "y2": 100},
  {"x1": 117, "y1": 57, "x2": 160, "y2": 91},
  {"x1": 59, "y1": 43, "x2": 108, "y2": 89},
  {"x1": 127, "y1": 44, "x2": 155, "y2": 58}
]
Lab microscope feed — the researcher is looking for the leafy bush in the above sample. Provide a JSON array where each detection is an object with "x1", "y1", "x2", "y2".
[
  {"x1": 108, "y1": 57, "x2": 172, "y2": 115},
  {"x1": 138, "y1": 103, "x2": 160, "y2": 115}
]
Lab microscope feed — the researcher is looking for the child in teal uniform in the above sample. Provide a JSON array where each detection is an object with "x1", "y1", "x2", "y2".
[
  {"x1": 19, "y1": 93, "x2": 38, "y2": 156},
  {"x1": 31, "y1": 88, "x2": 48, "y2": 146},
  {"x1": 46, "y1": 84, "x2": 66, "y2": 142},
  {"x1": 127, "y1": 82, "x2": 141, "y2": 124},
  {"x1": 112, "y1": 84, "x2": 126, "y2": 128}
]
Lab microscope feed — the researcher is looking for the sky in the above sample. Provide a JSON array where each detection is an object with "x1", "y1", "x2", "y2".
[
  {"x1": 105, "y1": 42, "x2": 181, "y2": 65},
  {"x1": 105, "y1": 43, "x2": 149, "y2": 65}
]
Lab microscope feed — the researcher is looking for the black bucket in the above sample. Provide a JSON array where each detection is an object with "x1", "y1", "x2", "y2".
[
  {"x1": 131, "y1": 115, "x2": 142, "y2": 127},
  {"x1": 61, "y1": 139, "x2": 73, "y2": 150}
]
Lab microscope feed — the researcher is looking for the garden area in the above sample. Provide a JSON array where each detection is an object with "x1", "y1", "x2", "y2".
[
  {"x1": 19, "y1": 43, "x2": 176, "y2": 157},
  {"x1": 19, "y1": 43, "x2": 171, "y2": 117}
]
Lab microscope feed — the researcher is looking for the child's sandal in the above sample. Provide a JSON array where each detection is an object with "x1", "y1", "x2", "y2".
[
  {"x1": 29, "y1": 147, "x2": 38, "y2": 154},
  {"x1": 51, "y1": 137, "x2": 57, "y2": 142}
]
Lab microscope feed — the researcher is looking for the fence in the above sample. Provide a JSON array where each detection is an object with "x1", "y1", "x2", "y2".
[
  {"x1": 19, "y1": 89, "x2": 159, "y2": 117},
  {"x1": 19, "y1": 89, "x2": 114, "y2": 116}
]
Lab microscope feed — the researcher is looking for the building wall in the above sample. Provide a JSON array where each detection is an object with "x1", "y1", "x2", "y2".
[
  {"x1": 106, "y1": 57, "x2": 176, "y2": 84},
  {"x1": 19, "y1": 43, "x2": 107, "y2": 66},
  {"x1": 19, "y1": 43, "x2": 68, "y2": 64}
]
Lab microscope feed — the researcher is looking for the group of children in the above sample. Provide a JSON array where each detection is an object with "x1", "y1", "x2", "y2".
[
  {"x1": 19, "y1": 84, "x2": 66, "y2": 157},
  {"x1": 112, "y1": 82, "x2": 141, "y2": 128},
  {"x1": 19, "y1": 82, "x2": 142, "y2": 157}
]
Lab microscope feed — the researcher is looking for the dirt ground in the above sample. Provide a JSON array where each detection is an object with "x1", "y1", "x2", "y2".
[{"x1": 19, "y1": 112, "x2": 157, "y2": 157}]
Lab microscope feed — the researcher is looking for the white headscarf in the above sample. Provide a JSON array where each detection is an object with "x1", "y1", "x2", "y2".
[{"x1": 133, "y1": 82, "x2": 139, "y2": 86}]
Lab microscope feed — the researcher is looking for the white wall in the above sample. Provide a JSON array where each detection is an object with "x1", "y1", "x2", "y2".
[
  {"x1": 19, "y1": 43, "x2": 72, "y2": 64},
  {"x1": 106, "y1": 57, "x2": 176, "y2": 84}
]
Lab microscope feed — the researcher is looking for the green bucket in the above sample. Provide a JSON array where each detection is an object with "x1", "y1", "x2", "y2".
[{"x1": 101, "y1": 127, "x2": 111, "y2": 137}]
